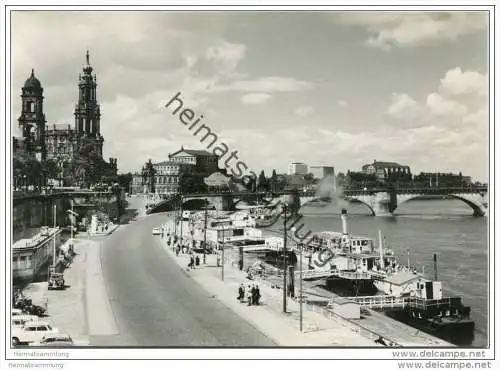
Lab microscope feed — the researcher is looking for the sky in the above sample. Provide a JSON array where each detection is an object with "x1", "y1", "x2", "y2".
[{"x1": 10, "y1": 11, "x2": 490, "y2": 182}]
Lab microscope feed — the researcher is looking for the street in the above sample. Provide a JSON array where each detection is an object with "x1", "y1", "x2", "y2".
[{"x1": 93, "y1": 197, "x2": 276, "y2": 346}]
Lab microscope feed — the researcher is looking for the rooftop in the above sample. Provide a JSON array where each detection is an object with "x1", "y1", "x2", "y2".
[
  {"x1": 384, "y1": 270, "x2": 423, "y2": 286},
  {"x1": 364, "y1": 161, "x2": 409, "y2": 168},
  {"x1": 169, "y1": 147, "x2": 217, "y2": 157},
  {"x1": 153, "y1": 161, "x2": 194, "y2": 167},
  {"x1": 12, "y1": 227, "x2": 60, "y2": 250}
]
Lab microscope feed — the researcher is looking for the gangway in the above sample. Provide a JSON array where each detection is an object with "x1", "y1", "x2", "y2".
[
  {"x1": 296, "y1": 269, "x2": 374, "y2": 281},
  {"x1": 336, "y1": 295, "x2": 465, "y2": 312},
  {"x1": 336, "y1": 295, "x2": 406, "y2": 310},
  {"x1": 298, "y1": 270, "x2": 336, "y2": 279}
]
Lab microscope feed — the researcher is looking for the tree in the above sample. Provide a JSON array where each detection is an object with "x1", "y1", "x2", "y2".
[
  {"x1": 117, "y1": 173, "x2": 133, "y2": 192},
  {"x1": 304, "y1": 173, "x2": 314, "y2": 182},
  {"x1": 43, "y1": 159, "x2": 60, "y2": 180},
  {"x1": 12, "y1": 151, "x2": 43, "y2": 190}
]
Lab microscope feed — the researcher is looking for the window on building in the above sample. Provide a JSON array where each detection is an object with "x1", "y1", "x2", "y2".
[{"x1": 20, "y1": 256, "x2": 27, "y2": 269}]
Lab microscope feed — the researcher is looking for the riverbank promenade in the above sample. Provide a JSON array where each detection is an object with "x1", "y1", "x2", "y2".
[
  {"x1": 17, "y1": 236, "x2": 118, "y2": 346},
  {"x1": 158, "y1": 228, "x2": 380, "y2": 347}
]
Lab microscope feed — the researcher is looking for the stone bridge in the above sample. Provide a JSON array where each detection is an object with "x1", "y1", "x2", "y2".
[
  {"x1": 344, "y1": 187, "x2": 488, "y2": 216},
  {"x1": 147, "y1": 190, "x2": 322, "y2": 214},
  {"x1": 13, "y1": 190, "x2": 124, "y2": 241}
]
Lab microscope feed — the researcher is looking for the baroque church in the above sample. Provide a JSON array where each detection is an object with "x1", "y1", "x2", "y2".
[{"x1": 15, "y1": 51, "x2": 117, "y2": 181}]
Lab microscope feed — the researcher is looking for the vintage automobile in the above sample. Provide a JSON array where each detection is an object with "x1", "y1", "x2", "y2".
[
  {"x1": 29, "y1": 332, "x2": 74, "y2": 347},
  {"x1": 12, "y1": 321, "x2": 59, "y2": 346},
  {"x1": 48, "y1": 267, "x2": 65, "y2": 290}
]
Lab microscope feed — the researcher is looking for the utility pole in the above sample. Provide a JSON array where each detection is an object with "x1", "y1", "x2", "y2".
[
  {"x1": 180, "y1": 196, "x2": 183, "y2": 242},
  {"x1": 70, "y1": 200, "x2": 74, "y2": 242},
  {"x1": 299, "y1": 243, "x2": 303, "y2": 332},
  {"x1": 204, "y1": 198, "x2": 208, "y2": 264},
  {"x1": 52, "y1": 204, "x2": 57, "y2": 266},
  {"x1": 283, "y1": 203, "x2": 288, "y2": 313},
  {"x1": 221, "y1": 228, "x2": 225, "y2": 281}
]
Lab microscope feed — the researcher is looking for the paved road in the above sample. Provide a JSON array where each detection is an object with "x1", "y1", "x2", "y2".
[{"x1": 94, "y1": 197, "x2": 276, "y2": 346}]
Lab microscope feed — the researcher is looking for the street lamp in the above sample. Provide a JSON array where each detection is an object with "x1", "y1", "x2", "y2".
[
  {"x1": 52, "y1": 204, "x2": 57, "y2": 266},
  {"x1": 66, "y1": 200, "x2": 78, "y2": 244},
  {"x1": 203, "y1": 198, "x2": 208, "y2": 264},
  {"x1": 220, "y1": 228, "x2": 226, "y2": 281},
  {"x1": 294, "y1": 239, "x2": 304, "y2": 332},
  {"x1": 282, "y1": 203, "x2": 288, "y2": 313}
]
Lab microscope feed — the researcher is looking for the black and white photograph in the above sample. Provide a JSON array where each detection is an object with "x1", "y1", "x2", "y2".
[{"x1": 1, "y1": 2, "x2": 498, "y2": 369}]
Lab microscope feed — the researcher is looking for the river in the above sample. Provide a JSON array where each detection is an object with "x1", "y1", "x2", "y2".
[{"x1": 262, "y1": 198, "x2": 488, "y2": 347}]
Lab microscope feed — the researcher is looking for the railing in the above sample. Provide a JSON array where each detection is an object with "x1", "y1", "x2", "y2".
[
  {"x1": 338, "y1": 295, "x2": 465, "y2": 311},
  {"x1": 340, "y1": 295, "x2": 406, "y2": 309}
]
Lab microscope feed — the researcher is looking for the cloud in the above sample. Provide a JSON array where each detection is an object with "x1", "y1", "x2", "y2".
[
  {"x1": 439, "y1": 67, "x2": 488, "y2": 96},
  {"x1": 295, "y1": 105, "x2": 314, "y2": 116},
  {"x1": 240, "y1": 93, "x2": 273, "y2": 105},
  {"x1": 338, "y1": 12, "x2": 487, "y2": 50},
  {"x1": 426, "y1": 93, "x2": 468, "y2": 116},
  {"x1": 338, "y1": 100, "x2": 348, "y2": 106},
  {"x1": 387, "y1": 93, "x2": 420, "y2": 118},
  {"x1": 214, "y1": 76, "x2": 315, "y2": 93}
]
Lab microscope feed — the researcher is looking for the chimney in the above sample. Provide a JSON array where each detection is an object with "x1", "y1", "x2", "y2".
[
  {"x1": 341, "y1": 208, "x2": 348, "y2": 235},
  {"x1": 433, "y1": 253, "x2": 438, "y2": 281}
]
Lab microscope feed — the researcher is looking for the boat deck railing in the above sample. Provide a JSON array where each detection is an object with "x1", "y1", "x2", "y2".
[
  {"x1": 296, "y1": 269, "x2": 373, "y2": 280},
  {"x1": 337, "y1": 295, "x2": 465, "y2": 311}
]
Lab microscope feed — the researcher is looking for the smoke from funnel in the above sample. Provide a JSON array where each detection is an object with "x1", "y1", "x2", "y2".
[{"x1": 341, "y1": 208, "x2": 348, "y2": 234}]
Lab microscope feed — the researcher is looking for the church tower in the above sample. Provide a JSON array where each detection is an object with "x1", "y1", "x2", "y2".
[
  {"x1": 18, "y1": 69, "x2": 47, "y2": 161},
  {"x1": 74, "y1": 50, "x2": 103, "y2": 156}
]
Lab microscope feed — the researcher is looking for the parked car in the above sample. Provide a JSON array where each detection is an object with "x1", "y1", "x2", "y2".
[
  {"x1": 12, "y1": 315, "x2": 39, "y2": 329},
  {"x1": 152, "y1": 227, "x2": 162, "y2": 236},
  {"x1": 29, "y1": 333, "x2": 74, "y2": 347},
  {"x1": 12, "y1": 321, "x2": 59, "y2": 346}
]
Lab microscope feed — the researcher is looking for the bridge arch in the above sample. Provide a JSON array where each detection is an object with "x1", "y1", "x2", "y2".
[
  {"x1": 345, "y1": 197, "x2": 376, "y2": 216},
  {"x1": 448, "y1": 194, "x2": 487, "y2": 216}
]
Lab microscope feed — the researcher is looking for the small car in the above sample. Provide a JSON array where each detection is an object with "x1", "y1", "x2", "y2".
[
  {"x1": 12, "y1": 321, "x2": 59, "y2": 346},
  {"x1": 29, "y1": 333, "x2": 74, "y2": 347},
  {"x1": 152, "y1": 227, "x2": 162, "y2": 236},
  {"x1": 12, "y1": 315, "x2": 39, "y2": 329}
]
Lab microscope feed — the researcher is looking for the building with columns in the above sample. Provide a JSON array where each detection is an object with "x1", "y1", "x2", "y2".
[
  {"x1": 361, "y1": 160, "x2": 411, "y2": 182},
  {"x1": 131, "y1": 147, "x2": 221, "y2": 195}
]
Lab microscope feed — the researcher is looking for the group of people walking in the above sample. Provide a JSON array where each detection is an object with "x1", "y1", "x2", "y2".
[{"x1": 238, "y1": 283, "x2": 261, "y2": 306}]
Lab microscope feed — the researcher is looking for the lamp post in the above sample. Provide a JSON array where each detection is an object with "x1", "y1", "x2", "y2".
[
  {"x1": 52, "y1": 204, "x2": 57, "y2": 266},
  {"x1": 221, "y1": 228, "x2": 225, "y2": 281},
  {"x1": 70, "y1": 200, "x2": 74, "y2": 242},
  {"x1": 299, "y1": 242, "x2": 303, "y2": 332},
  {"x1": 203, "y1": 198, "x2": 208, "y2": 264},
  {"x1": 180, "y1": 195, "x2": 183, "y2": 243},
  {"x1": 282, "y1": 203, "x2": 288, "y2": 313}
]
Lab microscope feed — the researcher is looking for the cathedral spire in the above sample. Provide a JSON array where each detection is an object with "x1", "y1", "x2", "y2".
[{"x1": 86, "y1": 50, "x2": 90, "y2": 65}]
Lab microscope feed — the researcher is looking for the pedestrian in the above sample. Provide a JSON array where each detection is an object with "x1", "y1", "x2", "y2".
[
  {"x1": 254, "y1": 284, "x2": 261, "y2": 305},
  {"x1": 247, "y1": 285, "x2": 253, "y2": 306},
  {"x1": 251, "y1": 284, "x2": 257, "y2": 305},
  {"x1": 238, "y1": 284, "x2": 245, "y2": 303},
  {"x1": 176, "y1": 246, "x2": 180, "y2": 256},
  {"x1": 195, "y1": 255, "x2": 200, "y2": 267},
  {"x1": 189, "y1": 256, "x2": 195, "y2": 269}
]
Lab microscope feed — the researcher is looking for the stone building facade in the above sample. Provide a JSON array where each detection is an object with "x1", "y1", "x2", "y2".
[
  {"x1": 14, "y1": 51, "x2": 117, "y2": 183},
  {"x1": 131, "y1": 147, "x2": 220, "y2": 195}
]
